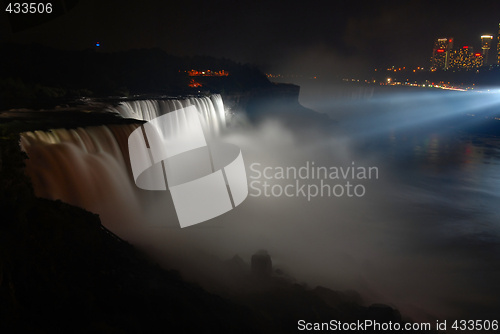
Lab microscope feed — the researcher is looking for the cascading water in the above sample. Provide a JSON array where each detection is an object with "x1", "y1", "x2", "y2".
[
  {"x1": 21, "y1": 95, "x2": 227, "y2": 232},
  {"x1": 109, "y1": 94, "x2": 226, "y2": 138},
  {"x1": 21, "y1": 124, "x2": 142, "y2": 231}
]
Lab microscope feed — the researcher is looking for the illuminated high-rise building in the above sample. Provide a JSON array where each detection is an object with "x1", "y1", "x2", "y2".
[
  {"x1": 497, "y1": 23, "x2": 500, "y2": 64},
  {"x1": 473, "y1": 52, "x2": 484, "y2": 68},
  {"x1": 431, "y1": 37, "x2": 453, "y2": 70},
  {"x1": 481, "y1": 35, "x2": 493, "y2": 65},
  {"x1": 449, "y1": 46, "x2": 475, "y2": 70}
]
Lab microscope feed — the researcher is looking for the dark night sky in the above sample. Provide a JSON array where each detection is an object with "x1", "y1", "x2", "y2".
[{"x1": 2, "y1": 0, "x2": 500, "y2": 76}]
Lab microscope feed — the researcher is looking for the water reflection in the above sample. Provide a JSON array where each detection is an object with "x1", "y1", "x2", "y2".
[{"x1": 295, "y1": 81, "x2": 500, "y2": 318}]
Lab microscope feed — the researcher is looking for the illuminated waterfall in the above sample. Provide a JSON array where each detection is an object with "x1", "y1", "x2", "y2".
[
  {"x1": 21, "y1": 95, "x2": 227, "y2": 230},
  {"x1": 110, "y1": 94, "x2": 226, "y2": 138},
  {"x1": 21, "y1": 124, "x2": 142, "y2": 229}
]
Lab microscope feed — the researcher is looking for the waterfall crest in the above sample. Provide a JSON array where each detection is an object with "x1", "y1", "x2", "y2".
[{"x1": 109, "y1": 94, "x2": 226, "y2": 138}]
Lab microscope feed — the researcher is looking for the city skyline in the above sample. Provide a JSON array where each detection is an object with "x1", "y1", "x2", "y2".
[{"x1": 3, "y1": 1, "x2": 500, "y2": 77}]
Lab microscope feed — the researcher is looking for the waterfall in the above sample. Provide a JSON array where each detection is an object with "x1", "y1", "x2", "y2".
[
  {"x1": 20, "y1": 94, "x2": 227, "y2": 231},
  {"x1": 109, "y1": 94, "x2": 226, "y2": 138},
  {"x1": 21, "y1": 124, "x2": 143, "y2": 230}
]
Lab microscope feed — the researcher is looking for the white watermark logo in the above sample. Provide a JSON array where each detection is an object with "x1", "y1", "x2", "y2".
[
  {"x1": 128, "y1": 105, "x2": 248, "y2": 228},
  {"x1": 249, "y1": 161, "x2": 378, "y2": 200}
]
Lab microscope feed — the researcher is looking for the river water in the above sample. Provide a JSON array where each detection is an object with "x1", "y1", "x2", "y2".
[{"x1": 297, "y1": 80, "x2": 500, "y2": 320}]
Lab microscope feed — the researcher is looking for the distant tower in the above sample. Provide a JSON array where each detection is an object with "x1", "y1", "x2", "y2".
[
  {"x1": 449, "y1": 46, "x2": 475, "y2": 70},
  {"x1": 497, "y1": 24, "x2": 500, "y2": 64},
  {"x1": 473, "y1": 52, "x2": 484, "y2": 68},
  {"x1": 446, "y1": 37, "x2": 454, "y2": 69},
  {"x1": 431, "y1": 37, "x2": 453, "y2": 70},
  {"x1": 481, "y1": 35, "x2": 493, "y2": 65}
]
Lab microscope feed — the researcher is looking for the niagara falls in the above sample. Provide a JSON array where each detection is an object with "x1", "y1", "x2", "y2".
[{"x1": 2, "y1": 1, "x2": 500, "y2": 333}]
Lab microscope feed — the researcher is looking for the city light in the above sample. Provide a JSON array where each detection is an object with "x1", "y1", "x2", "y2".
[
  {"x1": 188, "y1": 79, "x2": 202, "y2": 87},
  {"x1": 187, "y1": 69, "x2": 228, "y2": 76}
]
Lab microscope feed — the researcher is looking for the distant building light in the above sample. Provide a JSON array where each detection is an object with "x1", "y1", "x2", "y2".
[
  {"x1": 187, "y1": 70, "x2": 228, "y2": 77},
  {"x1": 188, "y1": 79, "x2": 202, "y2": 88}
]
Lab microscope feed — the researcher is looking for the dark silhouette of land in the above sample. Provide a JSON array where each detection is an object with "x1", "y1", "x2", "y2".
[{"x1": 0, "y1": 43, "x2": 271, "y2": 110}]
